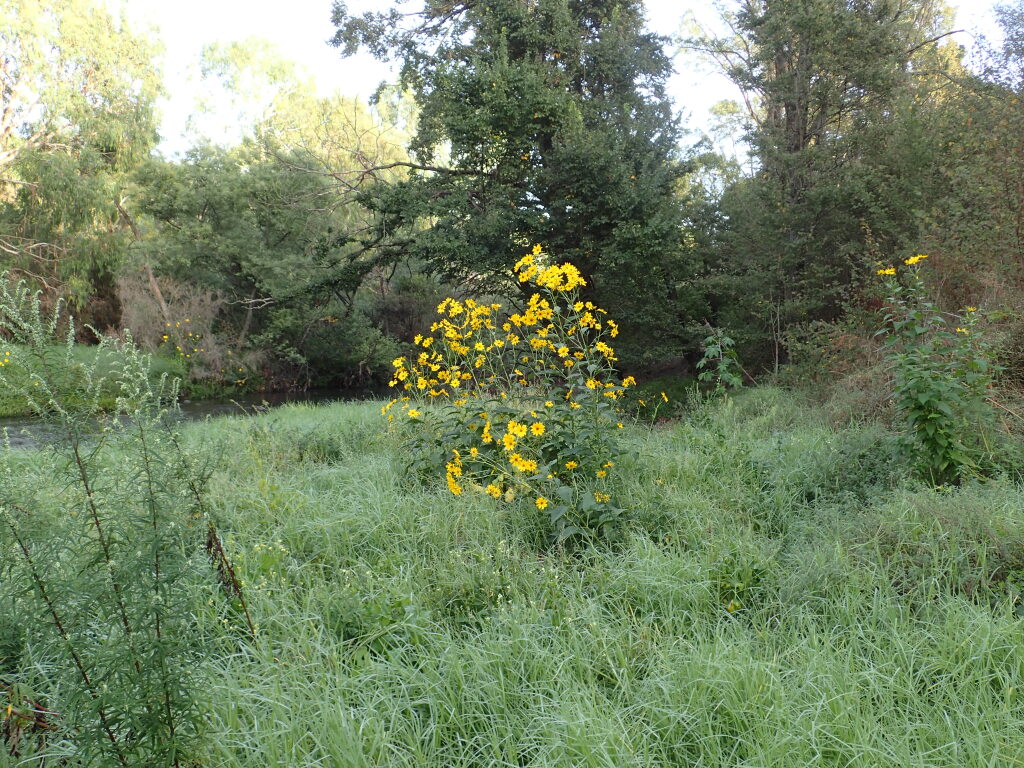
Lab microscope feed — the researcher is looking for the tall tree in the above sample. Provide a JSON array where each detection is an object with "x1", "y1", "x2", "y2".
[
  {"x1": 330, "y1": 0, "x2": 702, "y2": 366},
  {"x1": 134, "y1": 42, "x2": 418, "y2": 386},
  {"x1": 690, "y1": 0, "x2": 958, "y2": 364},
  {"x1": 0, "y1": 0, "x2": 161, "y2": 324}
]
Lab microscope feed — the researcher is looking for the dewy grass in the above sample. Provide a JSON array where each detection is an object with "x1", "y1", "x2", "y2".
[
  {"x1": 162, "y1": 392, "x2": 1024, "y2": 768},
  {"x1": 4, "y1": 388, "x2": 1023, "y2": 766}
]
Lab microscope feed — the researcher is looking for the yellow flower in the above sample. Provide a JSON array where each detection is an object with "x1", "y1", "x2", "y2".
[
  {"x1": 535, "y1": 497, "x2": 549, "y2": 510},
  {"x1": 904, "y1": 253, "x2": 929, "y2": 266},
  {"x1": 966, "y1": 306, "x2": 977, "y2": 313},
  {"x1": 661, "y1": 392, "x2": 669, "y2": 403},
  {"x1": 508, "y1": 453, "x2": 538, "y2": 473},
  {"x1": 564, "y1": 460, "x2": 578, "y2": 470},
  {"x1": 544, "y1": 400, "x2": 554, "y2": 408},
  {"x1": 596, "y1": 470, "x2": 607, "y2": 478},
  {"x1": 469, "y1": 446, "x2": 479, "y2": 458},
  {"x1": 876, "y1": 267, "x2": 896, "y2": 276},
  {"x1": 956, "y1": 327, "x2": 969, "y2": 334},
  {"x1": 486, "y1": 484, "x2": 502, "y2": 498},
  {"x1": 594, "y1": 492, "x2": 610, "y2": 503},
  {"x1": 408, "y1": 409, "x2": 421, "y2": 418},
  {"x1": 531, "y1": 422, "x2": 545, "y2": 436},
  {"x1": 502, "y1": 432, "x2": 517, "y2": 452},
  {"x1": 446, "y1": 474, "x2": 463, "y2": 496}
]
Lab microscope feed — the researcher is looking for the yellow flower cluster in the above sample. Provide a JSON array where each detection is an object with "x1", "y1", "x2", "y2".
[
  {"x1": 445, "y1": 450, "x2": 463, "y2": 496},
  {"x1": 388, "y1": 249, "x2": 632, "y2": 403},
  {"x1": 0, "y1": 349, "x2": 10, "y2": 368},
  {"x1": 878, "y1": 253, "x2": 929, "y2": 276},
  {"x1": 384, "y1": 245, "x2": 627, "y2": 538},
  {"x1": 513, "y1": 245, "x2": 587, "y2": 292}
]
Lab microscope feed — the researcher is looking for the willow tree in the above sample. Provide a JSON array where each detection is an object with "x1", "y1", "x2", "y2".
[
  {"x1": 1, "y1": 0, "x2": 161, "y2": 325},
  {"x1": 134, "y1": 41, "x2": 415, "y2": 387}
]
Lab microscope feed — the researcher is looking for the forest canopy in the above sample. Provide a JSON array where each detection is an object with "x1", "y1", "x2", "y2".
[{"x1": 2, "y1": 0, "x2": 1023, "y2": 394}]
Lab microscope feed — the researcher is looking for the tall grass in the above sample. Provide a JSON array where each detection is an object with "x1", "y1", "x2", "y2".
[{"x1": 162, "y1": 390, "x2": 1024, "y2": 767}]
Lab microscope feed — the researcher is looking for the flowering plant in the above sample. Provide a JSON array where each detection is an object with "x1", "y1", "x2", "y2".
[
  {"x1": 383, "y1": 246, "x2": 632, "y2": 544},
  {"x1": 876, "y1": 254, "x2": 998, "y2": 485}
]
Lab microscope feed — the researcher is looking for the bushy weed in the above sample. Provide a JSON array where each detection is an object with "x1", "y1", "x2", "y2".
[
  {"x1": 877, "y1": 254, "x2": 1000, "y2": 484},
  {"x1": 384, "y1": 247, "x2": 634, "y2": 544},
  {"x1": 0, "y1": 279, "x2": 251, "y2": 766}
]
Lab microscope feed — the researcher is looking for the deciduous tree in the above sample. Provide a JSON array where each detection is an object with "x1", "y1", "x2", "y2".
[{"x1": 330, "y1": 0, "x2": 702, "y2": 366}]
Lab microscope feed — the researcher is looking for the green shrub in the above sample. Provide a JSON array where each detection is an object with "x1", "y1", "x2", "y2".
[
  {"x1": 877, "y1": 254, "x2": 1000, "y2": 485},
  {"x1": 384, "y1": 247, "x2": 634, "y2": 544},
  {"x1": 0, "y1": 279, "x2": 251, "y2": 766},
  {"x1": 696, "y1": 326, "x2": 744, "y2": 396}
]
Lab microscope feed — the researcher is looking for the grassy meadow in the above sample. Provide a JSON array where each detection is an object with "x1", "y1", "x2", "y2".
[{"x1": 31, "y1": 387, "x2": 1013, "y2": 767}]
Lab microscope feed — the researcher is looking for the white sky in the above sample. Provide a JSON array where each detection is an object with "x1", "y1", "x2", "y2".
[{"x1": 112, "y1": 0, "x2": 1004, "y2": 157}]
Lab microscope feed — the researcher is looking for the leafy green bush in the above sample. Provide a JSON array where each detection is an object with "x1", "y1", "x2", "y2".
[
  {"x1": 384, "y1": 247, "x2": 634, "y2": 544},
  {"x1": 0, "y1": 279, "x2": 251, "y2": 765},
  {"x1": 696, "y1": 326, "x2": 744, "y2": 396},
  {"x1": 877, "y1": 255, "x2": 1000, "y2": 485}
]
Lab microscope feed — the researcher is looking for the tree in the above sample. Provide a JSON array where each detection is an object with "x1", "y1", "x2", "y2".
[
  {"x1": 906, "y1": 2, "x2": 1024, "y2": 321},
  {"x1": 330, "y1": 0, "x2": 703, "y2": 367},
  {"x1": 133, "y1": 42, "x2": 419, "y2": 387},
  {"x1": 0, "y1": 0, "x2": 161, "y2": 325},
  {"x1": 689, "y1": 0, "x2": 959, "y2": 365}
]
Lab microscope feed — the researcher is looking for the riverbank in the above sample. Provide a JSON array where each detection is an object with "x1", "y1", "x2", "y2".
[
  {"x1": 0, "y1": 386, "x2": 377, "y2": 448},
  {"x1": 0, "y1": 345, "x2": 188, "y2": 419},
  {"x1": 0, "y1": 343, "x2": 386, "y2": 425}
]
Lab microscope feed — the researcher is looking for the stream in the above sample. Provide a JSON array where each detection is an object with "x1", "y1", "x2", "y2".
[{"x1": 0, "y1": 388, "x2": 375, "y2": 449}]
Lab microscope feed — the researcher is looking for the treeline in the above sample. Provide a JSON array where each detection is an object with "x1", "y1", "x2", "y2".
[{"x1": 2, "y1": 0, "x2": 1023, "y2": 394}]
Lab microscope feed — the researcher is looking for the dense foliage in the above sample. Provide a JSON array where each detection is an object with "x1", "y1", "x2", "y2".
[
  {"x1": 331, "y1": 0, "x2": 701, "y2": 369},
  {"x1": 3, "y1": 0, "x2": 1024, "y2": 392},
  {"x1": 3, "y1": 3, "x2": 1024, "y2": 760},
  {"x1": 1, "y1": 0, "x2": 161, "y2": 327}
]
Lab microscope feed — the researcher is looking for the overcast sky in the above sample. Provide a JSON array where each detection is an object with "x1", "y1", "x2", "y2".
[{"x1": 112, "y1": 0, "x2": 1004, "y2": 157}]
